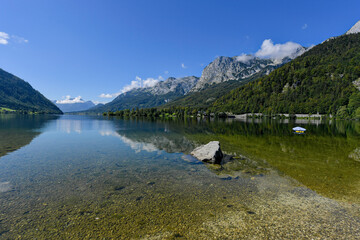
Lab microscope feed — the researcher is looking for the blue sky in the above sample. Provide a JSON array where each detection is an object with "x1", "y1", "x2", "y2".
[{"x1": 0, "y1": 0, "x2": 359, "y2": 104}]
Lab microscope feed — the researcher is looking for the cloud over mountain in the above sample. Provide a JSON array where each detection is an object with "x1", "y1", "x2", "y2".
[
  {"x1": 99, "y1": 76, "x2": 163, "y2": 98},
  {"x1": 255, "y1": 39, "x2": 304, "y2": 61},
  {"x1": 56, "y1": 95, "x2": 85, "y2": 104},
  {"x1": 236, "y1": 54, "x2": 255, "y2": 64}
]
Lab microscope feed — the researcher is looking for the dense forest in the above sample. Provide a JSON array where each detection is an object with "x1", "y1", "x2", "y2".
[
  {"x1": 103, "y1": 106, "x2": 219, "y2": 118},
  {"x1": 0, "y1": 68, "x2": 62, "y2": 114},
  {"x1": 211, "y1": 33, "x2": 360, "y2": 119}
]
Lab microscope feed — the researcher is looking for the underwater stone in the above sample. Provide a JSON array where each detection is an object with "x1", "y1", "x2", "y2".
[
  {"x1": 191, "y1": 141, "x2": 223, "y2": 164},
  {"x1": 0, "y1": 182, "x2": 12, "y2": 193}
]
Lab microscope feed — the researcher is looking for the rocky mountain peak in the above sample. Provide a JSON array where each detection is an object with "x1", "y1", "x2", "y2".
[
  {"x1": 146, "y1": 76, "x2": 199, "y2": 95},
  {"x1": 190, "y1": 56, "x2": 279, "y2": 92},
  {"x1": 346, "y1": 20, "x2": 360, "y2": 35},
  {"x1": 190, "y1": 44, "x2": 306, "y2": 92}
]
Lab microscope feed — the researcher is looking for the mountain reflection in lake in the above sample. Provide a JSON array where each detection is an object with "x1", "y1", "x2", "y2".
[
  {"x1": 0, "y1": 114, "x2": 59, "y2": 158},
  {"x1": 0, "y1": 115, "x2": 359, "y2": 239}
]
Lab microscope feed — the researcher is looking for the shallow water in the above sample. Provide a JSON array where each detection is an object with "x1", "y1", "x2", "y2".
[{"x1": 0, "y1": 115, "x2": 359, "y2": 239}]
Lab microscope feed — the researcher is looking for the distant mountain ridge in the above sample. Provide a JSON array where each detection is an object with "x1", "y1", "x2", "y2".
[
  {"x1": 87, "y1": 52, "x2": 305, "y2": 113},
  {"x1": 54, "y1": 99, "x2": 95, "y2": 113},
  {"x1": 0, "y1": 68, "x2": 62, "y2": 114},
  {"x1": 87, "y1": 76, "x2": 199, "y2": 112}
]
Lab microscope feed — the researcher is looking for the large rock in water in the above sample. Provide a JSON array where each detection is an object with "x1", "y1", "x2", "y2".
[{"x1": 191, "y1": 141, "x2": 223, "y2": 164}]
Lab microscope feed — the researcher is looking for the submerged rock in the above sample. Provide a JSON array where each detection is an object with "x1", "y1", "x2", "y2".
[
  {"x1": 349, "y1": 147, "x2": 360, "y2": 162},
  {"x1": 191, "y1": 141, "x2": 224, "y2": 164},
  {"x1": 0, "y1": 182, "x2": 12, "y2": 193},
  {"x1": 181, "y1": 154, "x2": 202, "y2": 164}
]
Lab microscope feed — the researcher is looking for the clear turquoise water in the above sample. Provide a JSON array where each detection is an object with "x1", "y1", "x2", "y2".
[{"x1": 0, "y1": 115, "x2": 359, "y2": 239}]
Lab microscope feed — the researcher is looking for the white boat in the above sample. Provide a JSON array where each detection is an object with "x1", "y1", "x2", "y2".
[{"x1": 292, "y1": 126, "x2": 306, "y2": 133}]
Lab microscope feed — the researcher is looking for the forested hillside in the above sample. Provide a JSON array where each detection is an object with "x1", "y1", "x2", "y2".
[
  {"x1": 0, "y1": 68, "x2": 62, "y2": 114},
  {"x1": 88, "y1": 89, "x2": 175, "y2": 113},
  {"x1": 212, "y1": 33, "x2": 360, "y2": 118},
  {"x1": 165, "y1": 75, "x2": 258, "y2": 108}
]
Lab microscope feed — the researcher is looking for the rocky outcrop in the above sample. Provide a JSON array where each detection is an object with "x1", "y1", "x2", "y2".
[
  {"x1": 190, "y1": 56, "x2": 290, "y2": 92},
  {"x1": 146, "y1": 76, "x2": 199, "y2": 95},
  {"x1": 191, "y1": 141, "x2": 224, "y2": 164}
]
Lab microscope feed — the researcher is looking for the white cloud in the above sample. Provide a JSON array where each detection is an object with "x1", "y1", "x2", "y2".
[
  {"x1": 181, "y1": 63, "x2": 187, "y2": 69},
  {"x1": 93, "y1": 101, "x2": 107, "y2": 105},
  {"x1": 255, "y1": 39, "x2": 304, "y2": 61},
  {"x1": 0, "y1": 32, "x2": 28, "y2": 45},
  {"x1": 120, "y1": 78, "x2": 142, "y2": 93},
  {"x1": 302, "y1": 24, "x2": 308, "y2": 30},
  {"x1": 143, "y1": 77, "x2": 160, "y2": 88},
  {"x1": 236, "y1": 54, "x2": 255, "y2": 64},
  {"x1": 99, "y1": 75, "x2": 162, "y2": 98},
  {"x1": 118, "y1": 135, "x2": 158, "y2": 153},
  {"x1": 0, "y1": 32, "x2": 9, "y2": 45},
  {"x1": 98, "y1": 131, "x2": 159, "y2": 153},
  {"x1": 56, "y1": 95, "x2": 85, "y2": 104},
  {"x1": 164, "y1": 70, "x2": 169, "y2": 74},
  {"x1": 99, "y1": 93, "x2": 115, "y2": 98}
]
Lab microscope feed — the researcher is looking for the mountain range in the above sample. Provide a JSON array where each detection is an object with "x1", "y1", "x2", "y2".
[
  {"x1": 91, "y1": 20, "x2": 360, "y2": 118},
  {"x1": 1, "y1": 20, "x2": 359, "y2": 117},
  {"x1": 54, "y1": 98, "x2": 95, "y2": 113},
  {"x1": 88, "y1": 76, "x2": 199, "y2": 113},
  {"x1": 165, "y1": 54, "x2": 305, "y2": 108},
  {"x1": 87, "y1": 49, "x2": 304, "y2": 112}
]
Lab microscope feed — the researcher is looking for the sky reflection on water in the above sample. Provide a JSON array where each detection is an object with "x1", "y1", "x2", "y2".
[{"x1": 0, "y1": 115, "x2": 359, "y2": 239}]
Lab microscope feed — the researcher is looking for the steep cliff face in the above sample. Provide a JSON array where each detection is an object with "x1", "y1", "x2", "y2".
[
  {"x1": 145, "y1": 76, "x2": 199, "y2": 95},
  {"x1": 191, "y1": 52, "x2": 305, "y2": 92}
]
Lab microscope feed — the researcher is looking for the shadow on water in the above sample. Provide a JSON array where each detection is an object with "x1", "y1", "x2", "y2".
[{"x1": 0, "y1": 114, "x2": 59, "y2": 158}]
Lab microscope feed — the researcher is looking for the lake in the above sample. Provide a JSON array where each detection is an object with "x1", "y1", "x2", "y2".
[{"x1": 0, "y1": 114, "x2": 359, "y2": 239}]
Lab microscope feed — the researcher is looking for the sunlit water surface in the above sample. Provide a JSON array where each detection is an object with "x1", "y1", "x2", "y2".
[{"x1": 0, "y1": 115, "x2": 359, "y2": 239}]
